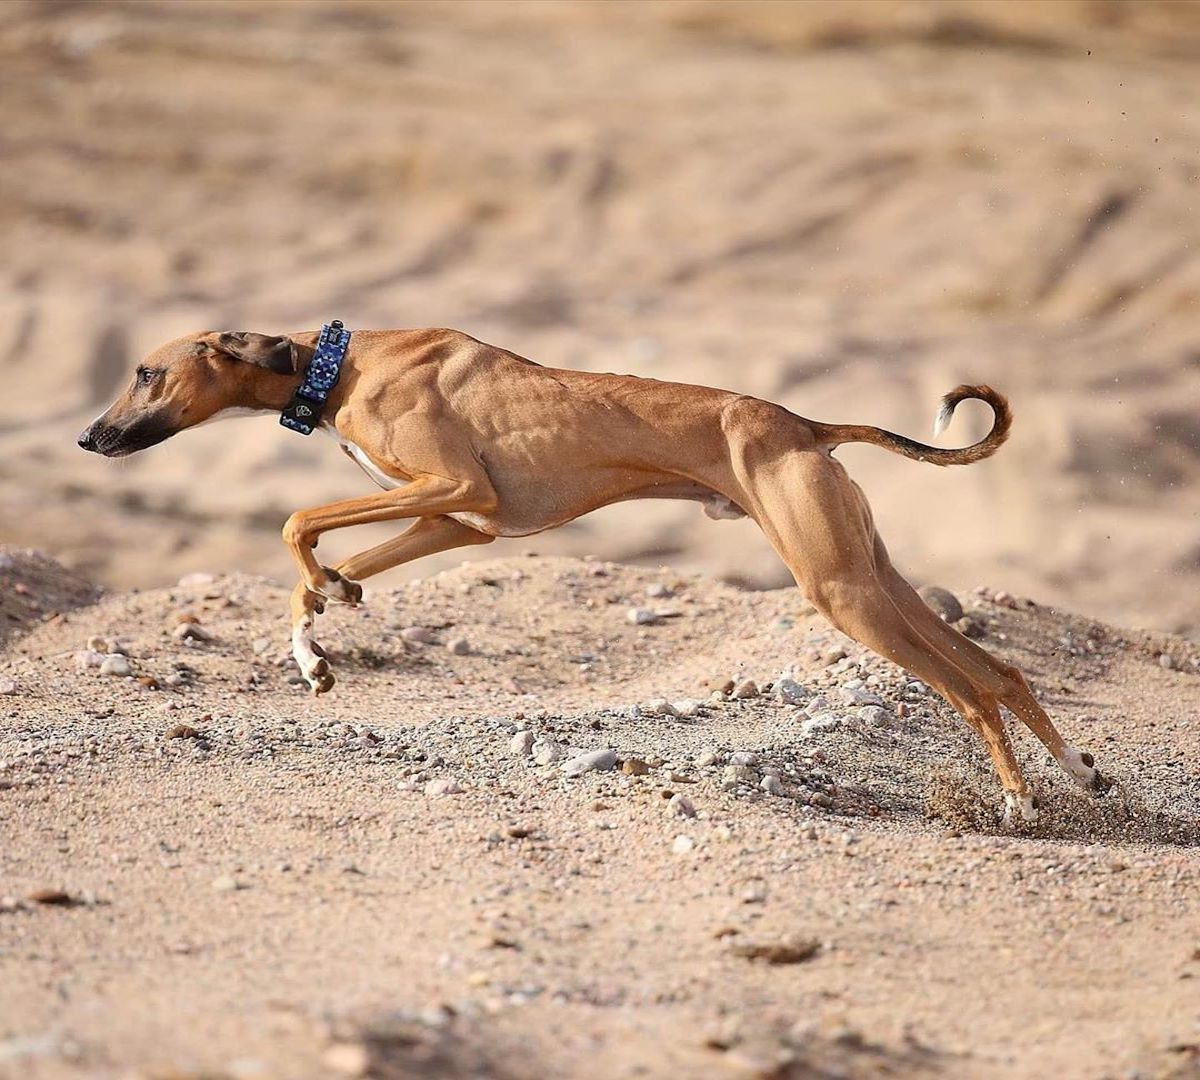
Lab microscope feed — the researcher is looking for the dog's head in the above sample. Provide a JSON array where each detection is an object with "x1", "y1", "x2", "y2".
[{"x1": 77, "y1": 331, "x2": 299, "y2": 457}]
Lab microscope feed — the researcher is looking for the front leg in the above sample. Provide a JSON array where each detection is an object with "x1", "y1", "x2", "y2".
[
  {"x1": 290, "y1": 582, "x2": 334, "y2": 694},
  {"x1": 289, "y1": 515, "x2": 495, "y2": 694},
  {"x1": 282, "y1": 472, "x2": 496, "y2": 602}
]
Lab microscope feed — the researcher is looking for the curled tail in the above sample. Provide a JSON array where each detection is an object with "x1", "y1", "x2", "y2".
[{"x1": 810, "y1": 384, "x2": 1012, "y2": 466}]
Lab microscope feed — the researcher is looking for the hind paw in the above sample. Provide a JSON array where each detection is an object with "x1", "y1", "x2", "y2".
[{"x1": 1061, "y1": 747, "x2": 1112, "y2": 795}]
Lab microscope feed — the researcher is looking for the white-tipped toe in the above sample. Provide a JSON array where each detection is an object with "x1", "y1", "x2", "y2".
[{"x1": 1002, "y1": 791, "x2": 1039, "y2": 827}]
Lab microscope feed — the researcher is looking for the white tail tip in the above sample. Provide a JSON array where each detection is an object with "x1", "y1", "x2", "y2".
[{"x1": 933, "y1": 400, "x2": 954, "y2": 437}]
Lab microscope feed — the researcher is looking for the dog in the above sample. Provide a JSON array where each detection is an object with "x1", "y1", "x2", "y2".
[{"x1": 79, "y1": 326, "x2": 1111, "y2": 824}]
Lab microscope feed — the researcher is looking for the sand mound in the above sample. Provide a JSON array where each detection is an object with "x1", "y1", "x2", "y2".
[
  {"x1": 0, "y1": 546, "x2": 100, "y2": 647},
  {"x1": 3, "y1": 553, "x2": 1200, "y2": 1077}
]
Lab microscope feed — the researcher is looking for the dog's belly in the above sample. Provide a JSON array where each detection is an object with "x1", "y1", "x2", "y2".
[{"x1": 321, "y1": 427, "x2": 746, "y2": 537}]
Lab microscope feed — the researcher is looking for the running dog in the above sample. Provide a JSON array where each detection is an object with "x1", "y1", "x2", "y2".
[{"x1": 79, "y1": 326, "x2": 1112, "y2": 823}]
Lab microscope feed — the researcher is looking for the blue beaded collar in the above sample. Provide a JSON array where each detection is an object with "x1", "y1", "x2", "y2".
[{"x1": 279, "y1": 320, "x2": 351, "y2": 436}]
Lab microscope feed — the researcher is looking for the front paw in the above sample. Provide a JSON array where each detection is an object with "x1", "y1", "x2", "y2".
[
  {"x1": 305, "y1": 657, "x2": 336, "y2": 696},
  {"x1": 318, "y1": 567, "x2": 363, "y2": 606},
  {"x1": 1001, "y1": 791, "x2": 1039, "y2": 829}
]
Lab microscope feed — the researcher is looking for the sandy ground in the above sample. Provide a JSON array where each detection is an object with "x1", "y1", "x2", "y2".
[{"x1": 2, "y1": 546, "x2": 1199, "y2": 1079}]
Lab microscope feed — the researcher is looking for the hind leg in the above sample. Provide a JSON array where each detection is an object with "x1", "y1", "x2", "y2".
[
  {"x1": 867, "y1": 531, "x2": 1113, "y2": 796},
  {"x1": 735, "y1": 450, "x2": 1038, "y2": 819}
]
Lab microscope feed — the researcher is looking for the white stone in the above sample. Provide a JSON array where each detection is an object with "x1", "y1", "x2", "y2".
[
  {"x1": 774, "y1": 677, "x2": 808, "y2": 705},
  {"x1": 672, "y1": 835, "x2": 696, "y2": 855},
  {"x1": 668, "y1": 793, "x2": 697, "y2": 818},
  {"x1": 800, "y1": 712, "x2": 842, "y2": 737},
  {"x1": 510, "y1": 730, "x2": 535, "y2": 757},
  {"x1": 533, "y1": 739, "x2": 566, "y2": 766},
  {"x1": 761, "y1": 774, "x2": 786, "y2": 797},
  {"x1": 561, "y1": 749, "x2": 618, "y2": 777},
  {"x1": 627, "y1": 607, "x2": 659, "y2": 626},
  {"x1": 858, "y1": 705, "x2": 891, "y2": 728},
  {"x1": 99, "y1": 655, "x2": 131, "y2": 677}
]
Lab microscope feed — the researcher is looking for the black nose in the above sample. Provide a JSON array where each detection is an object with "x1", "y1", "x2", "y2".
[{"x1": 78, "y1": 426, "x2": 98, "y2": 452}]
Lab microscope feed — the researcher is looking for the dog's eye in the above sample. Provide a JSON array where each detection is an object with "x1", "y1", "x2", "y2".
[{"x1": 137, "y1": 367, "x2": 160, "y2": 386}]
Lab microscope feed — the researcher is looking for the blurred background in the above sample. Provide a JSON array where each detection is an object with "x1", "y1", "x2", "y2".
[{"x1": 1, "y1": 0, "x2": 1198, "y2": 635}]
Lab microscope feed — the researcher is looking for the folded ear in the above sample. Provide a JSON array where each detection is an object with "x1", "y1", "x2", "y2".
[{"x1": 212, "y1": 331, "x2": 298, "y2": 375}]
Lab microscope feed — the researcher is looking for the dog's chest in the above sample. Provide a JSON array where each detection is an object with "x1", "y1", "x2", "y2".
[{"x1": 321, "y1": 426, "x2": 404, "y2": 490}]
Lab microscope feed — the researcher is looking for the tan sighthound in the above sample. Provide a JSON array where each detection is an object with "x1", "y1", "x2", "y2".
[{"x1": 79, "y1": 327, "x2": 1113, "y2": 824}]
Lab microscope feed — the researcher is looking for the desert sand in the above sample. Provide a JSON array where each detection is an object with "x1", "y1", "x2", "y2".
[{"x1": 2, "y1": 2, "x2": 1200, "y2": 1078}]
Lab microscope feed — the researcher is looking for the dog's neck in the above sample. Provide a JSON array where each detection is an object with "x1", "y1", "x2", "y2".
[{"x1": 244, "y1": 343, "x2": 347, "y2": 418}]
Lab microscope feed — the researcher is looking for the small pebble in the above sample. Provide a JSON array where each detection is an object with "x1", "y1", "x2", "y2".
[
  {"x1": 840, "y1": 686, "x2": 887, "y2": 708},
  {"x1": 695, "y1": 749, "x2": 722, "y2": 768},
  {"x1": 1158, "y1": 653, "x2": 1175, "y2": 671},
  {"x1": 857, "y1": 705, "x2": 890, "y2": 728},
  {"x1": 28, "y1": 888, "x2": 74, "y2": 906},
  {"x1": 627, "y1": 607, "x2": 659, "y2": 626},
  {"x1": 645, "y1": 582, "x2": 672, "y2": 599},
  {"x1": 672, "y1": 834, "x2": 696, "y2": 855},
  {"x1": 178, "y1": 572, "x2": 216, "y2": 587},
  {"x1": 75, "y1": 650, "x2": 105, "y2": 670},
  {"x1": 740, "y1": 878, "x2": 768, "y2": 904},
  {"x1": 562, "y1": 749, "x2": 618, "y2": 777},
  {"x1": 446, "y1": 637, "x2": 471, "y2": 656},
  {"x1": 621, "y1": 757, "x2": 650, "y2": 776},
  {"x1": 918, "y1": 585, "x2": 964, "y2": 623},
  {"x1": 426, "y1": 778, "x2": 464, "y2": 796},
  {"x1": 774, "y1": 677, "x2": 807, "y2": 705},
  {"x1": 731, "y1": 679, "x2": 758, "y2": 700},
  {"x1": 173, "y1": 622, "x2": 213, "y2": 643},
  {"x1": 801, "y1": 712, "x2": 842, "y2": 737},
  {"x1": 99, "y1": 655, "x2": 131, "y2": 677},
  {"x1": 212, "y1": 875, "x2": 242, "y2": 892},
  {"x1": 510, "y1": 730, "x2": 535, "y2": 757},
  {"x1": 400, "y1": 626, "x2": 439, "y2": 645},
  {"x1": 0, "y1": 678, "x2": 16, "y2": 696},
  {"x1": 723, "y1": 764, "x2": 758, "y2": 785},
  {"x1": 533, "y1": 739, "x2": 566, "y2": 766},
  {"x1": 728, "y1": 751, "x2": 758, "y2": 767},
  {"x1": 729, "y1": 934, "x2": 820, "y2": 965},
  {"x1": 668, "y1": 793, "x2": 697, "y2": 818},
  {"x1": 760, "y1": 774, "x2": 786, "y2": 797},
  {"x1": 165, "y1": 723, "x2": 200, "y2": 740}
]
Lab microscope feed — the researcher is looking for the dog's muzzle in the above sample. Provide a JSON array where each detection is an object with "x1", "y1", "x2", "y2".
[{"x1": 78, "y1": 416, "x2": 171, "y2": 457}]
